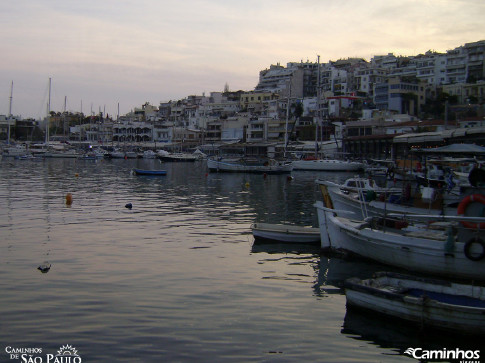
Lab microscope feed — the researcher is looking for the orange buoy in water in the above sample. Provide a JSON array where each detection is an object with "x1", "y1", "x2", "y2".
[
  {"x1": 75, "y1": 173, "x2": 79, "y2": 177},
  {"x1": 66, "y1": 193, "x2": 73, "y2": 205},
  {"x1": 245, "y1": 182, "x2": 250, "y2": 188}
]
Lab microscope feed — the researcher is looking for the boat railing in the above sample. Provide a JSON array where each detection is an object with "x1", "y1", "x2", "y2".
[{"x1": 313, "y1": 202, "x2": 356, "y2": 216}]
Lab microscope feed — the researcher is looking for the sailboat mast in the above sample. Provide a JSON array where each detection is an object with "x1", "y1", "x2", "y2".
[
  {"x1": 80, "y1": 100, "x2": 83, "y2": 142},
  {"x1": 284, "y1": 82, "x2": 292, "y2": 158},
  {"x1": 64, "y1": 95, "x2": 67, "y2": 138},
  {"x1": 7, "y1": 81, "x2": 13, "y2": 145},
  {"x1": 46, "y1": 77, "x2": 51, "y2": 144},
  {"x1": 8, "y1": 81, "x2": 13, "y2": 117},
  {"x1": 315, "y1": 55, "x2": 321, "y2": 158}
]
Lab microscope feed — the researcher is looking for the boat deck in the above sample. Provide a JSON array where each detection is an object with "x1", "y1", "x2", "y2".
[{"x1": 405, "y1": 288, "x2": 485, "y2": 308}]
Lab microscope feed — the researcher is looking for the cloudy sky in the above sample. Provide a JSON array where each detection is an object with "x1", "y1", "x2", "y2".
[{"x1": 1, "y1": 0, "x2": 484, "y2": 119}]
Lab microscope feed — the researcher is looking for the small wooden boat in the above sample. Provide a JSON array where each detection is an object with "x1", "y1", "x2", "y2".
[
  {"x1": 251, "y1": 222, "x2": 320, "y2": 243},
  {"x1": 157, "y1": 150, "x2": 199, "y2": 162},
  {"x1": 345, "y1": 271, "x2": 485, "y2": 334},
  {"x1": 131, "y1": 168, "x2": 167, "y2": 176},
  {"x1": 292, "y1": 158, "x2": 365, "y2": 171},
  {"x1": 208, "y1": 157, "x2": 292, "y2": 174}
]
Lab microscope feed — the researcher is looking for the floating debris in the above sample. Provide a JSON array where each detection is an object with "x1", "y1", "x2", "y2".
[
  {"x1": 125, "y1": 203, "x2": 133, "y2": 209},
  {"x1": 37, "y1": 261, "x2": 51, "y2": 273},
  {"x1": 65, "y1": 193, "x2": 73, "y2": 205}
]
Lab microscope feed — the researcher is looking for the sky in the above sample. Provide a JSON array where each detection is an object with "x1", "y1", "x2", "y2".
[{"x1": 1, "y1": 0, "x2": 484, "y2": 119}]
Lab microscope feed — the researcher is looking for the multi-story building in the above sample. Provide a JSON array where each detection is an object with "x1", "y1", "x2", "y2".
[
  {"x1": 464, "y1": 40, "x2": 485, "y2": 82},
  {"x1": 446, "y1": 46, "x2": 468, "y2": 84},
  {"x1": 240, "y1": 91, "x2": 279, "y2": 114},
  {"x1": 413, "y1": 51, "x2": 447, "y2": 86},
  {"x1": 255, "y1": 63, "x2": 305, "y2": 98},
  {"x1": 354, "y1": 67, "x2": 387, "y2": 97},
  {"x1": 374, "y1": 76, "x2": 426, "y2": 115},
  {"x1": 112, "y1": 121, "x2": 153, "y2": 142},
  {"x1": 443, "y1": 80, "x2": 485, "y2": 104}
]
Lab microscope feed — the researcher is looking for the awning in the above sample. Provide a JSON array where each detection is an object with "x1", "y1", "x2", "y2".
[{"x1": 418, "y1": 143, "x2": 485, "y2": 154}]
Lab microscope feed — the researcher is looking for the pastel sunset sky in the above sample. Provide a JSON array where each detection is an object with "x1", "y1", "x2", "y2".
[{"x1": 1, "y1": 0, "x2": 484, "y2": 119}]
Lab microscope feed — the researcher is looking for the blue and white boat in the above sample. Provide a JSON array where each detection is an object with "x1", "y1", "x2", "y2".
[
  {"x1": 131, "y1": 168, "x2": 167, "y2": 176},
  {"x1": 345, "y1": 272, "x2": 485, "y2": 334},
  {"x1": 207, "y1": 157, "x2": 292, "y2": 174}
]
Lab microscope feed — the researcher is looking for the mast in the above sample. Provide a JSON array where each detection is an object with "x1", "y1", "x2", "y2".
[
  {"x1": 46, "y1": 77, "x2": 51, "y2": 145},
  {"x1": 284, "y1": 82, "x2": 292, "y2": 158},
  {"x1": 315, "y1": 55, "x2": 321, "y2": 158},
  {"x1": 7, "y1": 81, "x2": 13, "y2": 145},
  {"x1": 80, "y1": 100, "x2": 82, "y2": 142},
  {"x1": 63, "y1": 95, "x2": 67, "y2": 138}
]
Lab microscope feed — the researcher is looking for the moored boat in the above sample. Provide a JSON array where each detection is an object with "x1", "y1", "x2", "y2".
[
  {"x1": 131, "y1": 168, "x2": 167, "y2": 176},
  {"x1": 1, "y1": 144, "x2": 31, "y2": 158},
  {"x1": 345, "y1": 271, "x2": 485, "y2": 334},
  {"x1": 251, "y1": 223, "x2": 320, "y2": 244},
  {"x1": 292, "y1": 158, "x2": 365, "y2": 171},
  {"x1": 157, "y1": 150, "x2": 199, "y2": 162},
  {"x1": 316, "y1": 177, "x2": 465, "y2": 221},
  {"x1": 315, "y1": 184, "x2": 485, "y2": 280},
  {"x1": 142, "y1": 150, "x2": 157, "y2": 159},
  {"x1": 207, "y1": 157, "x2": 292, "y2": 174}
]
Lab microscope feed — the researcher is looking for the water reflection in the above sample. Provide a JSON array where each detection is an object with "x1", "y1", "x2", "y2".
[
  {"x1": 342, "y1": 307, "x2": 485, "y2": 359},
  {"x1": 6, "y1": 158, "x2": 465, "y2": 362},
  {"x1": 250, "y1": 241, "x2": 389, "y2": 298}
]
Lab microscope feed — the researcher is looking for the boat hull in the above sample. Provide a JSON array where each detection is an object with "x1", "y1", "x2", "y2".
[
  {"x1": 345, "y1": 272, "x2": 485, "y2": 334},
  {"x1": 251, "y1": 223, "x2": 320, "y2": 243},
  {"x1": 315, "y1": 200, "x2": 485, "y2": 280},
  {"x1": 292, "y1": 159, "x2": 364, "y2": 171},
  {"x1": 132, "y1": 169, "x2": 167, "y2": 176},
  {"x1": 317, "y1": 180, "x2": 458, "y2": 221},
  {"x1": 207, "y1": 158, "x2": 292, "y2": 174}
]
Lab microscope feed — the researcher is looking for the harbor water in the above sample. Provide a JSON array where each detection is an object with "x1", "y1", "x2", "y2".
[{"x1": 0, "y1": 158, "x2": 482, "y2": 362}]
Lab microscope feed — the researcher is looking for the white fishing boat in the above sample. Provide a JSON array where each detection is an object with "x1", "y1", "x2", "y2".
[
  {"x1": 207, "y1": 157, "x2": 292, "y2": 174},
  {"x1": 93, "y1": 147, "x2": 107, "y2": 159},
  {"x1": 314, "y1": 185, "x2": 485, "y2": 280},
  {"x1": 316, "y1": 177, "x2": 462, "y2": 221},
  {"x1": 345, "y1": 272, "x2": 485, "y2": 334},
  {"x1": 251, "y1": 223, "x2": 320, "y2": 244},
  {"x1": 43, "y1": 144, "x2": 79, "y2": 158},
  {"x1": 142, "y1": 150, "x2": 157, "y2": 159},
  {"x1": 107, "y1": 149, "x2": 126, "y2": 158},
  {"x1": 124, "y1": 150, "x2": 138, "y2": 159},
  {"x1": 158, "y1": 150, "x2": 198, "y2": 162},
  {"x1": 1, "y1": 144, "x2": 30, "y2": 158},
  {"x1": 292, "y1": 158, "x2": 365, "y2": 171}
]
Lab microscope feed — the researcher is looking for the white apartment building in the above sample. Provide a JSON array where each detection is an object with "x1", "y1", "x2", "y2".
[{"x1": 446, "y1": 46, "x2": 468, "y2": 84}]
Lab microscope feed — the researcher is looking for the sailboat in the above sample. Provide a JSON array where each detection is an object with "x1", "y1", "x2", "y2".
[
  {"x1": 42, "y1": 78, "x2": 79, "y2": 158},
  {"x1": 1, "y1": 81, "x2": 30, "y2": 158}
]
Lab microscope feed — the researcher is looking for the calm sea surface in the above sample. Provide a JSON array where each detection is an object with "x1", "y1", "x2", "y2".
[{"x1": 0, "y1": 158, "x2": 482, "y2": 362}]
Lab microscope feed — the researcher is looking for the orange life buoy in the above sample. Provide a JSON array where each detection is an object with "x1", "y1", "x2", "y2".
[{"x1": 457, "y1": 194, "x2": 485, "y2": 229}]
